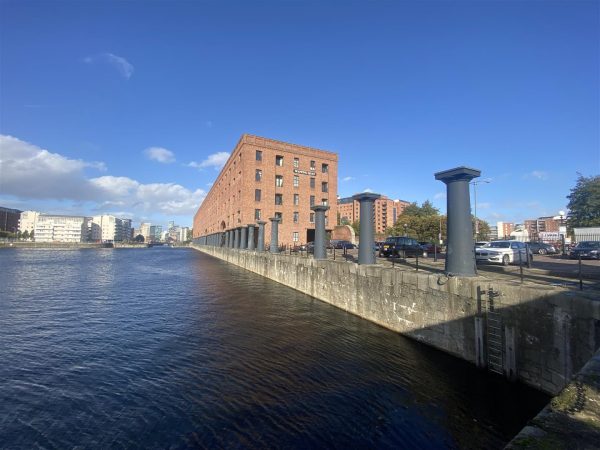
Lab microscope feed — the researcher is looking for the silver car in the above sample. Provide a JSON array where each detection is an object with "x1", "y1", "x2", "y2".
[{"x1": 475, "y1": 240, "x2": 532, "y2": 266}]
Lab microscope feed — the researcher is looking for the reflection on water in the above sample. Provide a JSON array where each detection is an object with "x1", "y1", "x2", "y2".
[{"x1": 0, "y1": 248, "x2": 549, "y2": 449}]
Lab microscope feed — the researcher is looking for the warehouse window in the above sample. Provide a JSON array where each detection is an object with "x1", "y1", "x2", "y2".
[
  {"x1": 310, "y1": 177, "x2": 315, "y2": 189},
  {"x1": 293, "y1": 158, "x2": 299, "y2": 168},
  {"x1": 293, "y1": 212, "x2": 299, "y2": 223},
  {"x1": 255, "y1": 209, "x2": 261, "y2": 220},
  {"x1": 275, "y1": 175, "x2": 284, "y2": 187},
  {"x1": 255, "y1": 189, "x2": 261, "y2": 201},
  {"x1": 294, "y1": 194, "x2": 299, "y2": 206},
  {"x1": 255, "y1": 169, "x2": 262, "y2": 181},
  {"x1": 275, "y1": 155, "x2": 284, "y2": 166},
  {"x1": 322, "y1": 163, "x2": 328, "y2": 173},
  {"x1": 275, "y1": 194, "x2": 283, "y2": 205},
  {"x1": 256, "y1": 150, "x2": 262, "y2": 161},
  {"x1": 293, "y1": 175, "x2": 299, "y2": 187},
  {"x1": 322, "y1": 182, "x2": 328, "y2": 193},
  {"x1": 310, "y1": 195, "x2": 315, "y2": 207}
]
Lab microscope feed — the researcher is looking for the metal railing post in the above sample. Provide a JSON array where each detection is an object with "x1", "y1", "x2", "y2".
[
  {"x1": 519, "y1": 250, "x2": 524, "y2": 284},
  {"x1": 579, "y1": 254, "x2": 583, "y2": 290}
]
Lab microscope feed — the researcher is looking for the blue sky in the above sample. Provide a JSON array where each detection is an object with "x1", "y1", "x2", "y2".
[{"x1": 1, "y1": 0, "x2": 598, "y2": 228}]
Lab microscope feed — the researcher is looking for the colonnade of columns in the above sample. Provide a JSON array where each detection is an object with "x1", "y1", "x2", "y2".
[{"x1": 196, "y1": 166, "x2": 479, "y2": 272}]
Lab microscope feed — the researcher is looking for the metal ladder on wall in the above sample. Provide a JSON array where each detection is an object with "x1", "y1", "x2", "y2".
[{"x1": 486, "y1": 288, "x2": 503, "y2": 375}]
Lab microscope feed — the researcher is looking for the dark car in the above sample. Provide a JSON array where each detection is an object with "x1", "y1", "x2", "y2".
[
  {"x1": 569, "y1": 241, "x2": 600, "y2": 260},
  {"x1": 419, "y1": 241, "x2": 440, "y2": 253},
  {"x1": 380, "y1": 236, "x2": 424, "y2": 258},
  {"x1": 527, "y1": 241, "x2": 557, "y2": 255},
  {"x1": 332, "y1": 240, "x2": 356, "y2": 249}
]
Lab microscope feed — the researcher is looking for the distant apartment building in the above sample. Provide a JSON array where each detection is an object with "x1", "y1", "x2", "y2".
[
  {"x1": 139, "y1": 222, "x2": 152, "y2": 241},
  {"x1": 91, "y1": 215, "x2": 133, "y2": 242},
  {"x1": 488, "y1": 225, "x2": 498, "y2": 241},
  {"x1": 19, "y1": 210, "x2": 40, "y2": 234},
  {"x1": 34, "y1": 215, "x2": 91, "y2": 243},
  {"x1": 524, "y1": 216, "x2": 561, "y2": 239},
  {"x1": 193, "y1": 134, "x2": 338, "y2": 246},
  {"x1": 0, "y1": 206, "x2": 22, "y2": 233},
  {"x1": 149, "y1": 225, "x2": 163, "y2": 242},
  {"x1": 496, "y1": 221, "x2": 515, "y2": 239},
  {"x1": 337, "y1": 195, "x2": 409, "y2": 235}
]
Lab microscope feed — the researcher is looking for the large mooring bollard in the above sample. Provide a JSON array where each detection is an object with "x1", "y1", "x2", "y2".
[
  {"x1": 256, "y1": 221, "x2": 266, "y2": 252},
  {"x1": 240, "y1": 226, "x2": 247, "y2": 250},
  {"x1": 435, "y1": 166, "x2": 481, "y2": 277},
  {"x1": 269, "y1": 217, "x2": 281, "y2": 253},
  {"x1": 247, "y1": 225, "x2": 255, "y2": 250},
  {"x1": 353, "y1": 192, "x2": 381, "y2": 264},
  {"x1": 311, "y1": 205, "x2": 329, "y2": 260}
]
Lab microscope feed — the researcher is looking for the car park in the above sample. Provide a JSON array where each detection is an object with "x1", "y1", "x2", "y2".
[
  {"x1": 475, "y1": 240, "x2": 532, "y2": 266},
  {"x1": 379, "y1": 236, "x2": 424, "y2": 258},
  {"x1": 527, "y1": 241, "x2": 557, "y2": 255},
  {"x1": 569, "y1": 241, "x2": 600, "y2": 260}
]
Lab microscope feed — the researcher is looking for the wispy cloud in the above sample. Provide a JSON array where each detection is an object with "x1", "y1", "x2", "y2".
[
  {"x1": 188, "y1": 152, "x2": 230, "y2": 170},
  {"x1": 342, "y1": 176, "x2": 355, "y2": 182},
  {"x1": 144, "y1": 147, "x2": 175, "y2": 164},
  {"x1": 83, "y1": 53, "x2": 134, "y2": 79},
  {"x1": 434, "y1": 192, "x2": 446, "y2": 200},
  {"x1": 524, "y1": 170, "x2": 549, "y2": 180}
]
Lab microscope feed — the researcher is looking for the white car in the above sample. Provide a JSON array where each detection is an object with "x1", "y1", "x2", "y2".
[{"x1": 475, "y1": 240, "x2": 532, "y2": 266}]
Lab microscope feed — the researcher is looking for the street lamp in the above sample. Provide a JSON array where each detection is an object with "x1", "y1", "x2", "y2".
[
  {"x1": 403, "y1": 223, "x2": 408, "y2": 237},
  {"x1": 558, "y1": 210, "x2": 566, "y2": 256},
  {"x1": 470, "y1": 179, "x2": 491, "y2": 240}
]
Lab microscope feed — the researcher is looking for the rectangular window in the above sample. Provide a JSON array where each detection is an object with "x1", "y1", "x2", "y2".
[
  {"x1": 255, "y1": 209, "x2": 261, "y2": 220},
  {"x1": 293, "y1": 158, "x2": 299, "y2": 168},
  {"x1": 275, "y1": 212, "x2": 283, "y2": 223},
  {"x1": 275, "y1": 175, "x2": 284, "y2": 187},
  {"x1": 310, "y1": 177, "x2": 315, "y2": 189},
  {"x1": 293, "y1": 175, "x2": 299, "y2": 187},
  {"x1": 275, "y1": 155, "x2": 284, "y2": 166},
  {"x1": 275, "y1": 194, "x2": 283, "y2": 205},
  {"x1": 310, "y1": 160, "x2": 315, "y2": 170},
  {"x1": 322, "y1": 198, "x2": 328, "y2": 206},
  {"x1": 255, "y1": 189, "x2": 261, "y2": 201},
  {"x1": 321, "y1": 182, "x2": 328, "y2": 193},
  {"x1": 293, "y1": 232, "x2": 299, "y2": 242},
  {"x1": 294, "y1": 194, "x2": 299, "y2": 206},
  {"x1": 310, "y1": 212, "x2": 315, "y2": 223},
  {"x1": 322, "y1": 163, "x2": 328, "y2": 173},
  {"x1": 293, "y1": 211, "x2": 299, "y2": 223},
  {"x1": 256, "y1": 150, "x2": 262, "y2": 161},
  {"x1": 255, "y1": 169, "x2": 262, "y2": 181},
  {"x1": 310, "y1": 195, "x2": 315, "y2": 207}
]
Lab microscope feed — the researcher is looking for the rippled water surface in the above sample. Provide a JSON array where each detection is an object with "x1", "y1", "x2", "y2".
[{"x1": 0, "y1": 248, "x2": 549, "y2": 449}]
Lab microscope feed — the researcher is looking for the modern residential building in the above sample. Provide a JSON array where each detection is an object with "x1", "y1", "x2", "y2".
[
  {"x1": 0, "y1": 206, "x2": 22, "y2": 233},
  {"x1": 496, "y1": 221, "x2": 515, "y2": 239},
  {"x1": 91, "y1": 215, "x2": 133, "y2": 242},
  {"x1": 193, "y1": 134, "x2": 338, "y2": 246},
  {"x1": 34, "y1": 214, "x2": 91, "y2": 243},
  {"x1": 337, "y1": 195, "x2": 409, "y2": 235},
  {"x1": 19, "y1": 210, "x2": 40, "y2": 234},
  {"x1": 149, "y1": 225, "x2": 162, "y2": 242},
  {"x1": 139, "y1": 222, "x2": 152, "y2": 242},
  {"x1": 524, "y1": 216, "x2": 561, "y2": 240}
]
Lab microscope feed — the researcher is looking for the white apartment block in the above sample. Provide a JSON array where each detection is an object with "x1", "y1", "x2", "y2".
[
  {"x1": 19, "y1": 210, "x2": 40, "y2": 234},
  {"x1": 34, "y1": 215, "x2": 90, "y2": 243},
  {"x1": 91, "y1": 215, "x2": 133, "y2": 242}
]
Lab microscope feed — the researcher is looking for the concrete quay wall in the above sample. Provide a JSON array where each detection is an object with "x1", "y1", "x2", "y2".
[{"x1": 193, "y1": 245, "x2": 600, "y2": 396}]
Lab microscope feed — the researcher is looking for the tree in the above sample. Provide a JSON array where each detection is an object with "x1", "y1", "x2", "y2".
[
  {"x1": 401, "y1": 201, "x2": 440, "y2": 217},
  {"x1": 351, "y1": 220, "x2": 360, "y2": 236},
  {"x1": 22, "y1": 230, "x2": 29, "y2": 240},
  {"x1": 567, "y1": 174, "x2": 600, "y2": 228},
  {"x1": 134, "y1": 234, "x2": 145, "y2": 243},
  {"x1": 30, "y1": 230, "x2": 34, "y2": 241},
  {"x1": 388, "y1": 214, "x2": 447, "y2": 243}
]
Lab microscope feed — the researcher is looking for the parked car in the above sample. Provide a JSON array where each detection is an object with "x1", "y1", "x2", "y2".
[
  {"x1": 475, "y1": 240, "x2": 533, "y2": 266},
  {"x1": 379, "y1": 236, "x2": 424, "y2": 258},
  {"x1": 569, "y1": 241, "x2": 600, "y2": 260},
  {"x1": 419, "y1": 241, "x2": 440, "y2": 253},
  {"x1": 527, "y1": 241, "x2": 557, "y2": 255},
  {"x1": 331, "y1": 240, "x2": 356, "y2": 250}
]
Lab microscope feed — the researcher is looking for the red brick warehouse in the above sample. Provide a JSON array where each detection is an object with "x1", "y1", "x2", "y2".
[{"x1": 193, "y1": 134, "x2": 338, "y2": 247}]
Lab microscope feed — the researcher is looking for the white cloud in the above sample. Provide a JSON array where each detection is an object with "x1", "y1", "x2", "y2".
[
  {"x1": 527, "y1": 170, "x2": 549, "y2": 180},
  {"x1": 0, "y1": 134, "x2": 205, "y2": 217},
  {"x1": 84, "y1": 53, "x2": 134, "y2": 79},
  {"x1": 144, "y1": 147, "x2": 175, "y2": 163},
  {"x1": 342, "y1": 176, "x2": 355, "y2": 182},
  {"x1": 434, "y1": 192, "x2": 446, "y2": 200},
  {"x1": 188, "y1": 152, "x2": 230, "y2": 170}
]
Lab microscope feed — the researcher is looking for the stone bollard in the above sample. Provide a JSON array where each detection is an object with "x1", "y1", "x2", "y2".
[
  {"x1": 240, "y1": 226, "x2": 247, "y2": 250},
  {"x1": 247, "y1": 225, "x2": 255, "y2": 250},
  {"x1": 234, "y1": 228, "x2": 240, "y2": 249}
]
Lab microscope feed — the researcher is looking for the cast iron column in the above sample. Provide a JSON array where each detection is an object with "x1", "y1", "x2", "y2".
[
  {"x1": 269, "y1": 217, "x2": 281, "y2": 253},
  {"x1": 353, "y1": 192, "x2": 381, "y2": 264},
  {"x1": 225, "y1": 230, "x2": 230, "y2": 248},
  {"x1": 240, "y1": 226, "x2": 247, "y2": 250},
  {"x1": 247, "y1": 225, "x2": 255, "y2": 250},
  {"x1": 234, "y1": 228, "x2": 240, "y2": 249},
  {"x1": 435, "y1": 166, "x2": 481, "y2": 277},
  {"x1": 256, "y1": 221, "x2": 266, "y2": 251},
  {"x1": 229, "y1": 230, "x2": 234, "y2": 248},
  {"x1": 311, "y1": 205, "x2": 329, "y2": 260}
]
